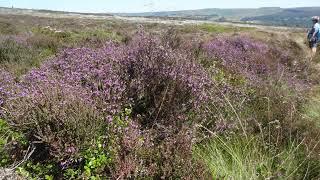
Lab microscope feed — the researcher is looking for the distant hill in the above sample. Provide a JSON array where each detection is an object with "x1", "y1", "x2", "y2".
[
  {"x1": 117, "y1": 7, "x2": 282, "y2": 20},
  {"x1": 1, "y1": 6, "x2": 319, "y2": 27},
  {"x1": 0, "y1": 7, "x2": 113, "y2": 17},
  {"x1": 241, "y1": 7, "x2": 320, "y2": 27},
  {"x1": 117, "y1": 7, "x2": 320, "y2": 27}
]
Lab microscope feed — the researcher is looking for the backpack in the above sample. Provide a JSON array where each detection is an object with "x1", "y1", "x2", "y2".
[{"x1": 308, "y1": 23, "x2": 320, "y2": 42}]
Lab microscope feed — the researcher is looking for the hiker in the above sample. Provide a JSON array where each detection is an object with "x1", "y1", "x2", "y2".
[{"x1": 308, "y1": 16, "x2": 320, "y2": 57}]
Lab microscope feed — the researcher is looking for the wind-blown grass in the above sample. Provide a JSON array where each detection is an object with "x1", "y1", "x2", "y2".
[{"x1": 193, "y1": 135, "x2": 319, "y2": 179}]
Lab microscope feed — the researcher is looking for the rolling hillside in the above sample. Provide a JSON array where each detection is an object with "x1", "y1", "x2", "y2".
[
  {"x1": 118, "y1": 7, "x2": 320, "y2": 27},
  {"x1": 1, "y1": 6, "x2": 319, "y2": 27},
  {"x1": 117, "y1": 7, "x2": 283, "y2": 20},
  {"x1": 242, "y1": 7, "x2": 320, "y2": 27}
]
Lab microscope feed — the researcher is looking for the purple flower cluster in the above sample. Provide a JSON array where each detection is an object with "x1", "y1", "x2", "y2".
[
  {"x1": 119, "y1": 32, "x2": 212, "y2": 111},
  {"x1": 0, "y1": 69, "x2": 19, "y2": 116},
  {"x1": 8, "y1": 32, "x2": 211, "y2": 122},
  {"x1": 1, "y1": 32, "x2": 212, "y2": 148},
  {"x1": 203, "y1": 35, "x2": 290, "y2": 83},
  {"x1": 21, "y1": 44, "x2": 126, "y2": 116}
]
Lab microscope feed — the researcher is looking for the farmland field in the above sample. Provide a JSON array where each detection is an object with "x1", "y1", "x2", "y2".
[{"x1": 1, "y1": 9, "x2": 320, "y2": 179}]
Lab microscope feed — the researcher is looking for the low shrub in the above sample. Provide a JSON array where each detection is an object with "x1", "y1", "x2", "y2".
[
  {"x1": 0, "y1": 69, "x2": 20, "y2": 116},
  {"x1": 27, "y1": 35, "x2": 60, "y2": 53},
  {"x1": 120, "y1": 31, "x2": 211, "y2": 126},
  {"x1": 1, "y1": 31, "x2": 212, "y2": 178},
  {"x1": 0, "y1": 38, "x2": 32, "y2": 64},
  {"x1": 0, "y1": 36, "x2": 55, "y2": 76},
  {"x1": 202, "y1": 35, "x2": 309, "y2": 133},
  {"x1": 4, "y1": 85, "x2": 107, "y2": 162},
  {"x1": 0, "y1": 21, "x2": 17, "y2": 34}
]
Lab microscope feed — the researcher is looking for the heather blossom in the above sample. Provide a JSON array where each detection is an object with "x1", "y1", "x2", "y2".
[
  {"x1": 0, "y1": 69, "x2": 18, "y2": 116},
  {"x1": 1, "y1": 32, "x2": 214, "y2": 166},
  {"x1": 203, "y1": 35, "x2": 291, "y2": 83}
]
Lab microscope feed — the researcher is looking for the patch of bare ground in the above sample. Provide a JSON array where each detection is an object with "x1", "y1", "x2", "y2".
[{"x1": 0, "y1": 169, "x2": 24, "y2": 180}]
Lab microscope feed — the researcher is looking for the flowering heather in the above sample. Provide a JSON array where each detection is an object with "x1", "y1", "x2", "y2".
[
  {"x1": 2, "y1": 29, "x2": 313, "y2": 178},
  {"x1": 16, "y1": 32, "x2": 211, "y2": 121},
  {"x1": 22, "y1": 45, "x2": 126, "y2": 116},
  {"x1": 0, "y1": 69, "x2": 20, "y2": 116},
  {"x1": 0, "y1": 69, "x2": 11, "y2": 113},
  {"x1": 117, "y1": 32, "x2": 212, "y2": 123},
  {"x1": 1, "y1": 44, "x2": 128, "y2": 159},
  {"x1": 203, "y1": 35, "x2": 294, "y2": 83},
  {"x1": 1, "y1": 31, "x2": 213, "y2": 170}
]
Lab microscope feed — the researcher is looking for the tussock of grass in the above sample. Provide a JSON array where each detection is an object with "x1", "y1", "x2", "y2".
[
  {"x1": 193, "y1": 135, "x2": 319, "y2": 179},
  {"x1": 303, "y1": 87, "x2": 320, "y2": 128}
]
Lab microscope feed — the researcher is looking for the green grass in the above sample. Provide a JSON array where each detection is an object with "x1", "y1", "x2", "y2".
[
  {"x1": 69, "y1": 29, "x2": 124, "y2": 44},
  {"x1": 303, "y1": 87, "x2": 320, "y2": 128},
  {"x1": 198, "y1": 23, "x2": 232, "y2": 33},
  {"x1": 0, "y1": 38, "x2": 55, "y2": 76},
  {"x1": 32, "y1": 26, "x2": 124, "y2": 47},
  {"x1": 193, "y1": 135, "x2": 319, "y2": 179},
  {"x1": 180, "y1": 23, "x2": 255, "y2": 35},
  {"x1": 0, "y1": 21, "x2": 18, "y2": 34},
  {"x1": 198, "y1": 23, "x2": 255, "y2": 33},
  {"x1": 0, "y1": 24, "x2": 125, "y2": 76},
  {"x1": 0, "y1": 119, "x2": 27, "y2": 167}
]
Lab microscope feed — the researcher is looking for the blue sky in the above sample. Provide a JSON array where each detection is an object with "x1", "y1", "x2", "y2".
[{"x1": 0, "y1": 0, "x2": 319, "y2": 13}]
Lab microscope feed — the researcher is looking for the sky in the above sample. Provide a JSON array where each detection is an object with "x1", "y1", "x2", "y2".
[{"x1": 0, "y1": 0, "x2": 320, "y2": 13}]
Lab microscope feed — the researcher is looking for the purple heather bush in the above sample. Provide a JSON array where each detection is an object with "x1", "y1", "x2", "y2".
[
  {"x1": 203, "y1": 35, "x2": 299, "y2": 84},
  {"x1": 203, "y1": 35, "x2": 310, "y2": 142},
  {"x1": 118, "y1": 31, "x2": 212, "y2": 125},
  {"x1": 0, "y1": 69, "x2": 13, "y2": 115},
  {"x1": 1, "y1": 31, "x2": 214, "y2": 178},
  {"x1": 3, "y1": 45, "x2": 126, "y2": 162},
  {"x1": 0, "y1": 69, "x2": 23, "y2": 116}
]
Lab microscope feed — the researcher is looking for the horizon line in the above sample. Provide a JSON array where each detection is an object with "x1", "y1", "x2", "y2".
[{"x1": 1, "y1": 5, "x2": 320, "y2": 14}]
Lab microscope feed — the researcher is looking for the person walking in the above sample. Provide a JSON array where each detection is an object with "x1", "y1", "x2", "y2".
[{"x1": 308, "y1": 16, "x2": 320, "y2": 57}]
